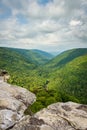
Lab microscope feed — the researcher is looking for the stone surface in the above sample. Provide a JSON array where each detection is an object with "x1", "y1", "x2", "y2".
[
  {"x1": 11, "y1": 102, "x2": 87, "y2": 130},
  {"x1": 0, "y1": 77, "x2": 36, "y2": 130},
  {"x1": 35, "y1": 102, "x2": 87, "y2": 130},
  {"x1": 10, "y1": 115, "x2": 53, "y2": 130}
]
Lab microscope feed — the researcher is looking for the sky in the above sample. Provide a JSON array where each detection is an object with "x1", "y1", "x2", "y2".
[{"x1": 0, "y1": 0, "x2": 87, "y2": 53}]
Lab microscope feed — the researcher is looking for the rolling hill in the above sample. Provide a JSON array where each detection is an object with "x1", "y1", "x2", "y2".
[
  {"x1": 11, "y1": 48, "x2": 53, "y2": 65},
  {"x1": 45, "y1": 48, "x2": 87, "y2": 69},
  {"x1": 0, "y1": 47, "x2": 53, "y2": 74}
]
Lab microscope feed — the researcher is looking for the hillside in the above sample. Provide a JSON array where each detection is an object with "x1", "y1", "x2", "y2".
[
  {"x1": 11, "y1": 48, "x2": 53, "y2": 65},
  {"x1": 0, "y1": 47, "x2": 34, "y2": 73},
  {"x1": 45, "y1": 48, "x2": 87, "y2": 69},
  {"x1": 47, "y1": 54, "x2": 87, "y2": 103},
  {"x1": 0, "y1": 47, "x2": 53, "y2": 74}
]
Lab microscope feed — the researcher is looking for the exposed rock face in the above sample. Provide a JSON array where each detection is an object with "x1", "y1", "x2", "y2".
[
  {"x1": 11, "y1": 102, "x2": 87, "y2": 130},
  {"x1": 35, "y1": 102, "x2": 87, "y2": 130},
  {"x1": 0, "y1": 77, "x2": 36, "y2": 130},
  {"x1": 10, "y1": 115, "x2": 53, "y2": 130}
]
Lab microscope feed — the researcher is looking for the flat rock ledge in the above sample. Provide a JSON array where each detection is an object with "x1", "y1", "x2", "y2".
[{"x1": 0, "y1": 78, "x2": 36, "y2": 130}]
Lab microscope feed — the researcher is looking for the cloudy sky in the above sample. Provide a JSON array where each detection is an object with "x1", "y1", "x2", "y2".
[{"x1": 0, "y1": 0, "x2": 87, "y2": 52}]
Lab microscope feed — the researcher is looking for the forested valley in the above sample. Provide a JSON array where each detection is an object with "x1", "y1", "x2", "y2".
[{"x1": 0, "y1": 47, "x2": 87, "y2": 113}]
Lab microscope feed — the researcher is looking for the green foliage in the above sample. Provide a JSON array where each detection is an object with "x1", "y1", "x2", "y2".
[
  {"x1": 45, "y1": 48, "x2": 87, "y2": 69},
  {"x1": 59, "y1": 91, "x2": 80, "y2": 103},
  {"x1": 47, "y1": 54, "x2": 87, "y2": 104},
  {"x1": 30, "y1": 102, "x2": 44, "y2": 113},
  {"x1": 0, "y1": 47, "x2": 87, "y2": 113}
]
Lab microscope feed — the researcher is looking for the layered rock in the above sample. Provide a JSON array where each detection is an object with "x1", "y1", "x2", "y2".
[{"x1": 0, "y1": 77, "x2": 36, "y2": 130}]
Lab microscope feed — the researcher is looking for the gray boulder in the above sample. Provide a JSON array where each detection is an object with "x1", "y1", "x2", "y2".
[
  {"x1": 10, "y1": 115, "x2": 53, "y2": 130},
  {"x1": 11, "y1": 102, "x2": 87, "y2": 130},
  {"x1": 0, "y1": 78, "x2": 36, "y2": 130},
  {"x1": 35, "y1": 102, "x2": 87, "y2": 130}
]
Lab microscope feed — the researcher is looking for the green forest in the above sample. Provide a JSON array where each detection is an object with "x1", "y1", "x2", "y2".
[{"x1": 0, "y1": 47, "x2": 87, "y2": 113}]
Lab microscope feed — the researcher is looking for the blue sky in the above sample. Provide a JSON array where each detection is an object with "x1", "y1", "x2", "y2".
[
  {"x1": 38, "y1": 0, "x2": 53, "y2": 5},
  {"x1": 0, "y1": 0, "x2": 87, "y2": 52}
]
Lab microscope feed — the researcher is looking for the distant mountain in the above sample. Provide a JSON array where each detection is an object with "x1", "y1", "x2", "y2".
[
  {"x1": 0, "y1": 47, "x2": 53, "y2": 73},
  {"x1": 12, "y1": 48, "x2": 53, "y2": 65},
  {"x1": 31, "y1": 49, "x2": 53, "y2": 59}
]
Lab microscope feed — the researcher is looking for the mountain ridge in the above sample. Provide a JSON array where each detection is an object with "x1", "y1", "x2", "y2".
[
  {"x1": 0, "y1": 47, "x2": 53, "y2": 74},
  {"x1": 45, "y1": 48, "x2": 87, "y2": 69}
]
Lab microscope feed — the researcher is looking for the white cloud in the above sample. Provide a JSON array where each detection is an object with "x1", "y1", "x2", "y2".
[
  {"x1": 70, "y1": 20, "x2": 82, "y2": 26},
  {"x1": 0, "y1": 0, "x2": 87, "y2": 52}
]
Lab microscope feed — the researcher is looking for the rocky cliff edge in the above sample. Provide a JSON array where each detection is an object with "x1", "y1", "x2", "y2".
[{"x1": 0, "y1": 76, "x2": 36, "y2": 130}]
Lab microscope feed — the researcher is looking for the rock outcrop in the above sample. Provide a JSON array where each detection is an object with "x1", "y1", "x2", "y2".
[
  {"x1": 0, "y1": 76, "x2": 87, "y2": 130},
  {"x1": 10, "y1": 102, "x2": 87, "y2": 130},
  {"x1": 0, "y1": 77, "x2": 36, "y2": 130},
  {"x1": 10, "y1": 115, "x2": 53, "y2": 130},
  {"x1": 35, "y1": 102, "x2": 87, "y2": 130}
]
